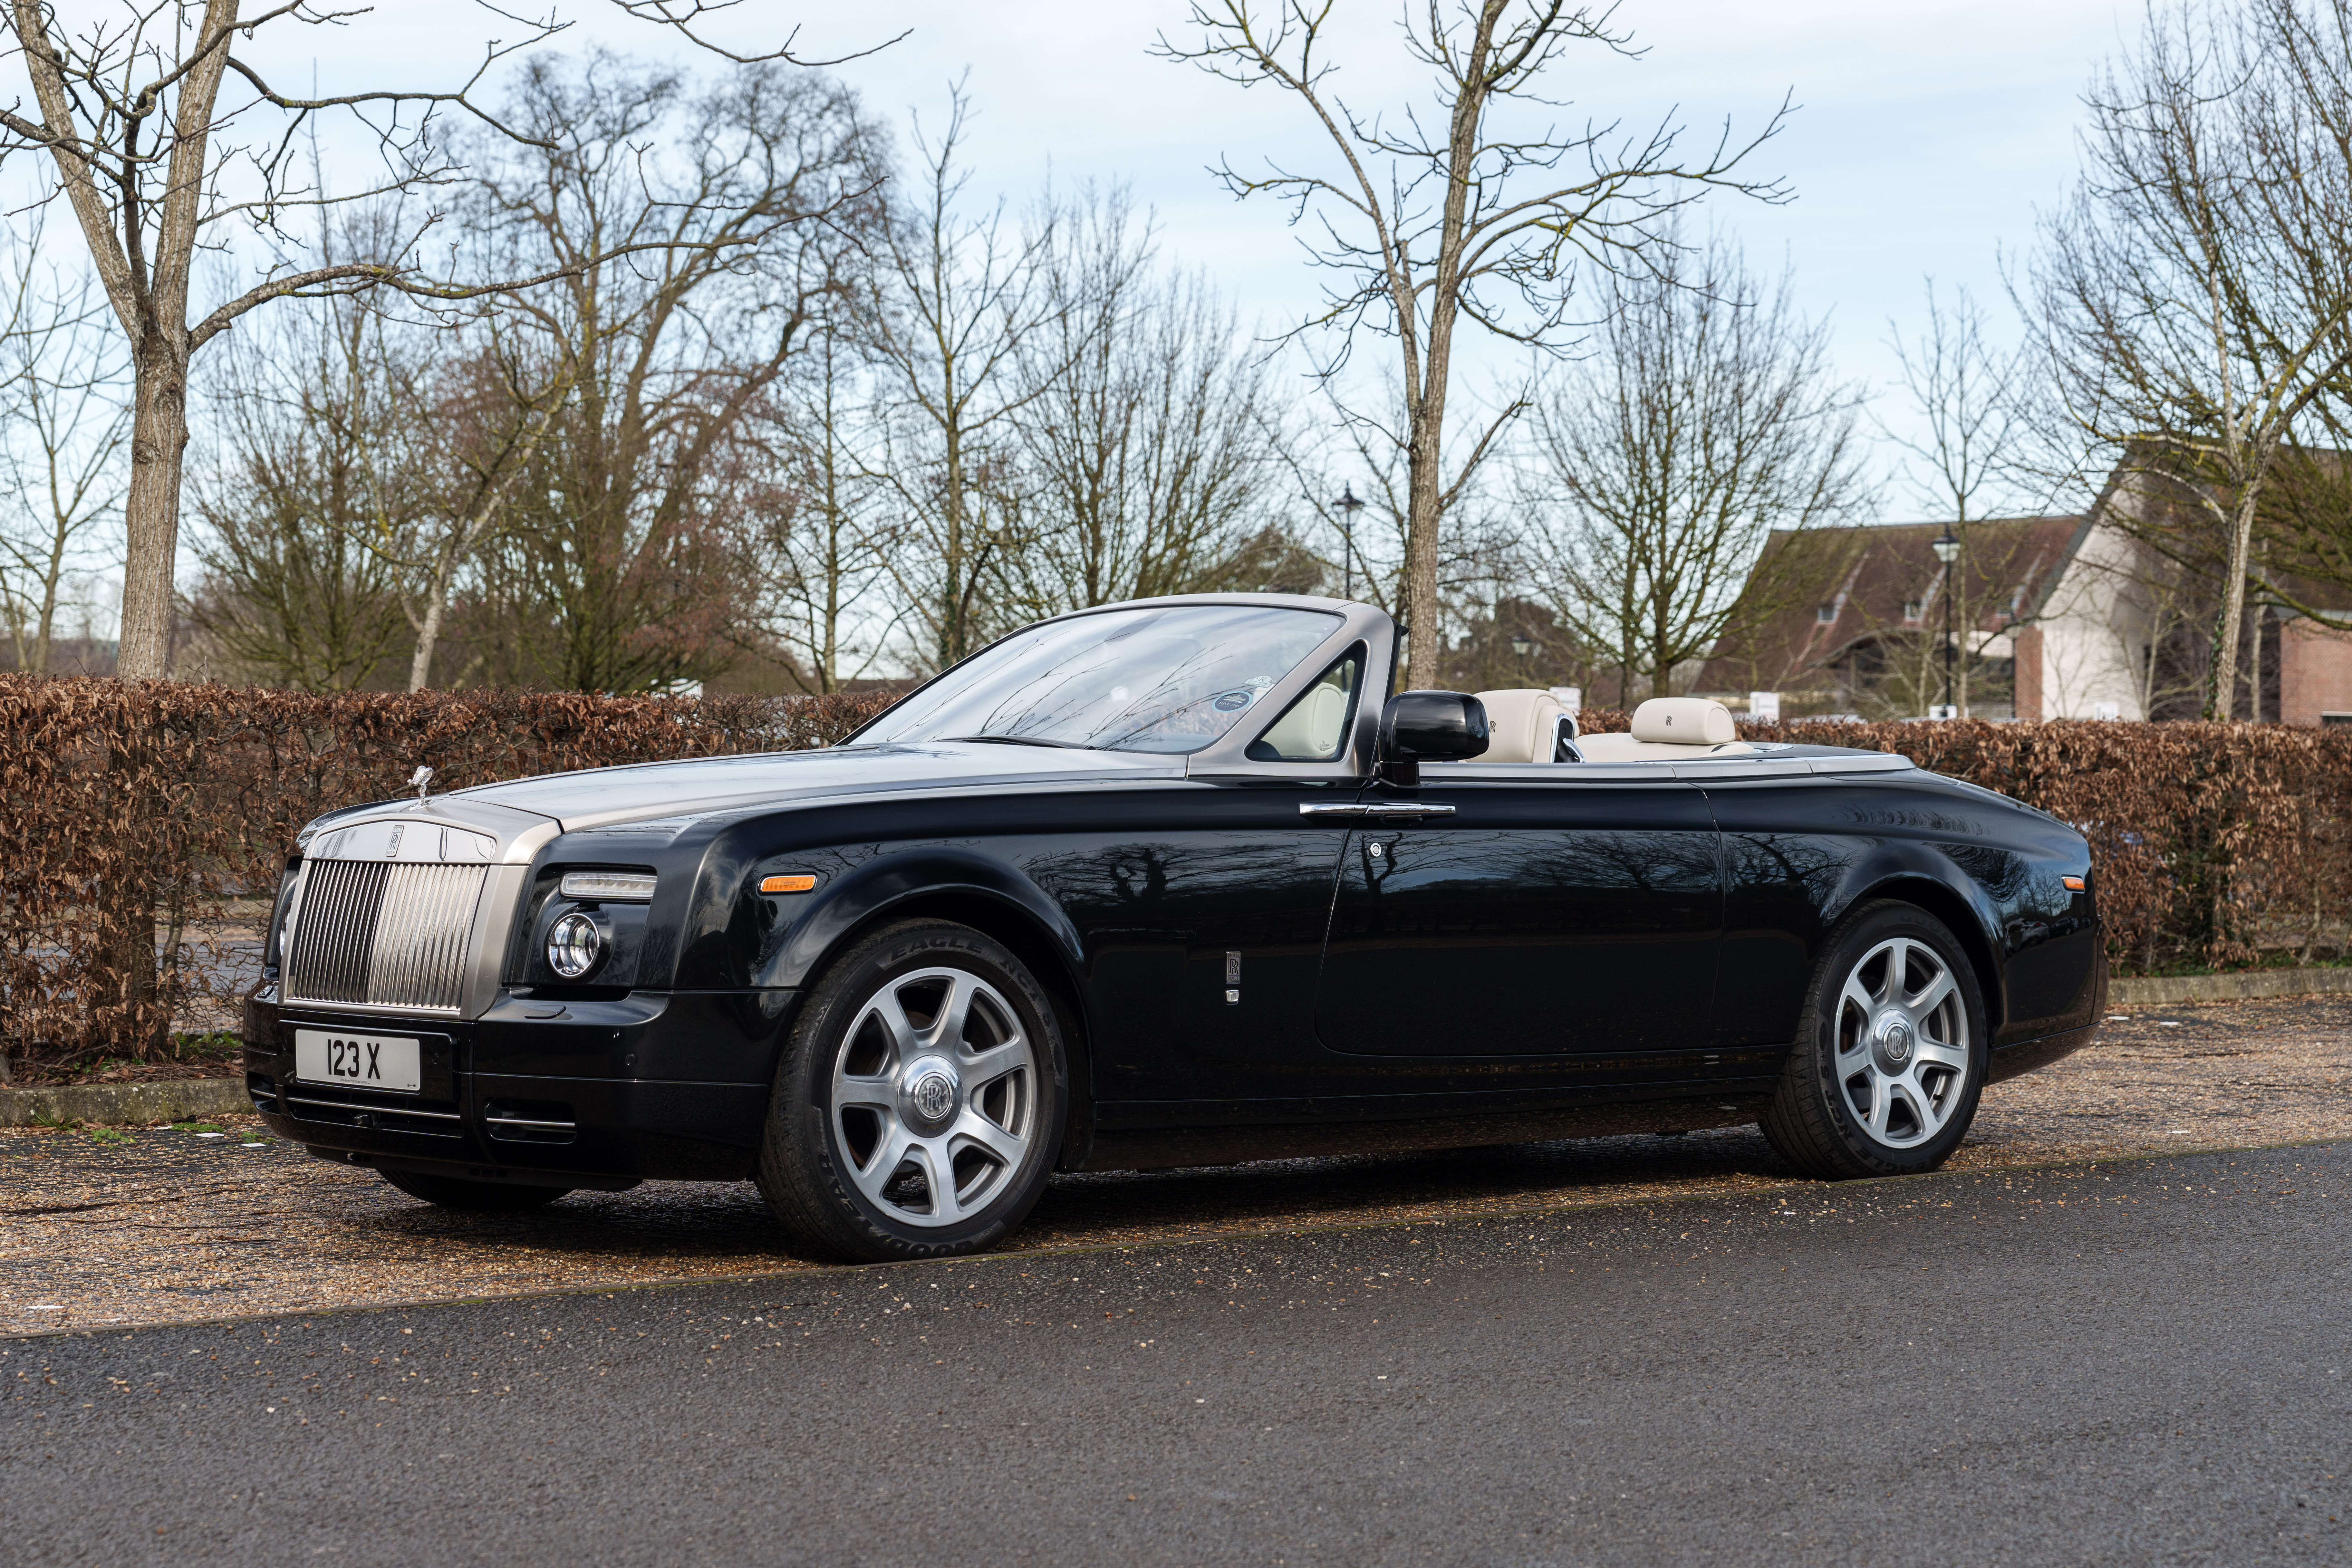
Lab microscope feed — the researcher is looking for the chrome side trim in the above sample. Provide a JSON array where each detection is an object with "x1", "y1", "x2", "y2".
[
  {"x1": 1801, "y1": 753, "x2": 1917, "y2": 776},
  {"x1": 283, "y1": 1093, "x2": 461, "y2": 1122},
  {"x1": 1298, "y1": 802, "x2": 1459, "y2": 818},
  {"x1": 1416, "y1": 752, "x2": 1919, "y2": 784},
  {"x1": 1421, "y1": 762, "x2": 1706, "y2": 783}
]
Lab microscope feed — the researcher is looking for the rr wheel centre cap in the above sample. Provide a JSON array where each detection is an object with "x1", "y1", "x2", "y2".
[
  {"x1": 1874, "y1": 1013, "x2": 1915, "y2": 1072},
  {"x1": 901, "y1": 1058, "x2": 961, "y2": 1129}
]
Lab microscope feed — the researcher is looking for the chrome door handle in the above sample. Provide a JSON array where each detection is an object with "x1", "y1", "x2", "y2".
[{"x1": 1298, "y1": 802, "x2": 1457, "y2": 818}]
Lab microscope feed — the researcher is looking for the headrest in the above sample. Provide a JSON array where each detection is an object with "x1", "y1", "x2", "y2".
[
  {"x1": 1630, "y1": 697, "x2": 1736, "y2": 746},
  {"x1": 1473, "y1": 688, "x2": 1569, "y2": 764}
]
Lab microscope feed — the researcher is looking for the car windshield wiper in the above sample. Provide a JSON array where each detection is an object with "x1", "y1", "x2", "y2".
[{"x1": 937, "y1": 734, "x2": 1099, "y2": 751}]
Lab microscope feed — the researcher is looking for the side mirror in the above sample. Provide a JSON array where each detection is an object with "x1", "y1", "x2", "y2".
[{"x1": 1378, "y1": 690, "x2": 1488, "y2": 784}]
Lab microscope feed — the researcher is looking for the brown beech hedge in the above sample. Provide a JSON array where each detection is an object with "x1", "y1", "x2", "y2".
[
  {"x1": 0, "y1": 677, "x2": 894, "y2": 1068},
  {"x1": 2, "y1": 677, "x2": 2346, "y2": 1067}
]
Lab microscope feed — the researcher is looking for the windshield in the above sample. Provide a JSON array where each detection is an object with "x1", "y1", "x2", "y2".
[{"x1": 858, "y1": 604, "x2": 1343, "y2": 755}]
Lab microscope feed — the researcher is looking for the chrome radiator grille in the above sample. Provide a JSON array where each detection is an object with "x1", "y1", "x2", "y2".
[{"x1": 284, "y1": 859, "x2": 487, "y2": 1014}]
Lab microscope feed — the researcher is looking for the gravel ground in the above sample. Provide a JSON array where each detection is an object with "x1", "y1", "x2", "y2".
[{"x1": 5, "y1": 995, "x2": 2347, "y2": 1337}]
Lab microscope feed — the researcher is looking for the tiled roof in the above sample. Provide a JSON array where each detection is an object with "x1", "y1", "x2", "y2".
[{"x1": 1697, "y1": 515, "x2": 2083, "y2": 694}]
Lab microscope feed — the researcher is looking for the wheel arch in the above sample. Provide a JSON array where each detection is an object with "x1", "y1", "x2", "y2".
[
  {"x1": 1843, "y1": 873, "x2": 2006, "y2": 1036},
  {"x1": 772, "y1": 865, "x2": 1097, "y2": 1172}
]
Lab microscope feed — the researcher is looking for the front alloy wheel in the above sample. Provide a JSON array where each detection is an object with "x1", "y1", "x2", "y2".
[
  {"x1": 758, "y1": 920, "x2": 1067, "y2": 1262},
  {"x1": 1762, "y1": 901, "x2": 1988, "y2": 1180},
  {"x1": 829, "y1": 966, "x2": 1039, "y2": 1227}
]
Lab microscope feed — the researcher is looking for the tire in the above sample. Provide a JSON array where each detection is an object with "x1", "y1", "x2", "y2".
[
  {"x1": 379, "y1": 1168, "x2": 571, "y2": 1210},
  {"x1": 756, "y1": 919, "x2": 1069, "y2": 1263},
  {"x1": 1760, "y1": 900, "x2": 1989, "y2": 1181}
]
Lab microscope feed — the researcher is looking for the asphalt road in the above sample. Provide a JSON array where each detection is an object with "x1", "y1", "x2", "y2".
[{"x1": 5, "y1": 1142, "x2": 2348, "y2": 1568}]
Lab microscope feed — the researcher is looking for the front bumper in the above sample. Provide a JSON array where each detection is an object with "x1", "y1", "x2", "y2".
[{"x1": 242, "y1": 987, "x2": 797, "y2": 1184}]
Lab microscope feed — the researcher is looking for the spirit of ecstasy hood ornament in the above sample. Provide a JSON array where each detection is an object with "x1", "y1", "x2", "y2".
[{"x1": 409, "y1": 764, "x2": 435, "y2": 803}]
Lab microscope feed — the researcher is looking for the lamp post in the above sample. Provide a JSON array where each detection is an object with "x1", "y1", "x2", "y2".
[
  {"x1": 1931, "y1": 524, "x2": 1962, "y2": 718},
  {"x1": 1336, "y1": 485, "x2": 1364, "y2": 601}
]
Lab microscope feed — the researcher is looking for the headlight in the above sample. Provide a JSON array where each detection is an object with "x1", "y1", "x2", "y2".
[
  {"x1": 274, "y1": 862, "x2": 306, "y2": 954},
  {"x1": 559, "y1": 871, "x2": 657, "y2": 901},
  {"x1": 547, "y1": 912, "x2": 603, "y2": 978}
]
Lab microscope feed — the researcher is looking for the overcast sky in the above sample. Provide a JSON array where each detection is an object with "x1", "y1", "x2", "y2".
[
  {"x1": 55, "y1": 0, "x2": 2144, "y2": 523},
  {"x1": 635, "y1": 0, "x2": 2128, "y2": 518}
]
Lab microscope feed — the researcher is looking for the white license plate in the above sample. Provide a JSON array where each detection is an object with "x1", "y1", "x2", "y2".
[{"x1": 294, "y1": 1029, "x2": 422, "y2": 1094}]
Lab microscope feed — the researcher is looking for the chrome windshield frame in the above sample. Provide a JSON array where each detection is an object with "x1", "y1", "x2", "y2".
[{"x1": 841, "y1": 593, "x2": 1395, "y2": 782}]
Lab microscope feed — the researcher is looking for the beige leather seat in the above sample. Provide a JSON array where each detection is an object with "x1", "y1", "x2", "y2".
[
  {"x1": 1575, "y1": 697, "x2": 1755, "y2": 762},
  {"x1": 1473, "y1": 688, "x2": 1572, "y2": 763},
  {"x1": 1254, "y1": 679, "x2": 1352, "y2": 761}
]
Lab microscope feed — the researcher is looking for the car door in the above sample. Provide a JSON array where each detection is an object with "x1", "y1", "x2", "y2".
[
  {"x1": 1027, "y1": 644, "x2": 1374, "y2": 1105},
  {"x1": 1312, "y1": 770, "x2": 1724, "y2": 1058},
  {"x1": 1026, "y1": 782, "x2": 1357, "y2": 1105}
]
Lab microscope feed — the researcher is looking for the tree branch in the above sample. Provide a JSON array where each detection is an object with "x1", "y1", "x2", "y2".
[{"x1": 605, "y1": 0, "x2": 907, "y2": 66}]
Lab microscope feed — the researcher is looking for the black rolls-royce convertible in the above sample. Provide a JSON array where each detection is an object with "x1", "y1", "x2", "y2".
[{"x1": 243, "y1": 594, "x2": 2106, "y2": 1261}]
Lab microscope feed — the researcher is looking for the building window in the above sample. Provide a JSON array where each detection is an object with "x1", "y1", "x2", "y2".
[
  {"x1": 1902, "y1": 599, "x2": 1923, "y2": 622},
  {"x1": 1816, "y1": 603, "x2": 1837, "y2": 624}
]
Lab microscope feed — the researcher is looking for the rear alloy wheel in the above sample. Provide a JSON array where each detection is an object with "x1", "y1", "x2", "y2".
[
  {"x1": 379, "y1": 1168, "x2": 571, "y2": 1210},
  {"x1": 757, "y1": 920, "x2": 1067, "y2": 1263},
  {"x1": 1761, "y1": 901, "x2": 1988, "y2": 1180}
]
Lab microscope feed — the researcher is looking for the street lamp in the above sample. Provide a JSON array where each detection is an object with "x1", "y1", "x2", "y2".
[
  {"x1": 1336, "y1": 485, "x2": 1364, "y2": 601},
  {"x1": 1931, "y1": 524, "x2": 1962, "y2": 718},
  {"x1": 1510, "y1": 634, "x2": 1535, "y2": 659}
]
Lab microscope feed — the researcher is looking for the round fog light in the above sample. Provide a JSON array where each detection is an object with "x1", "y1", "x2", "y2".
[{"x1": 547, "y1": 912, "x2": 602, "y2": 978}]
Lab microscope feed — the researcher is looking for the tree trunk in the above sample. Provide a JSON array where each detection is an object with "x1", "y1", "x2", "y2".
[
  {"x1": 2246, "y1": 594, "x2": 2262, "y2": 723},
  {"x1": 1953, "y1": 518, "x2": 1971, "y2": 717},
  {"x1": 2205, "y1": 481, "x2": 2260, "y2": 719},
  {"x1": 1403, "y1": 420, "x2": 1444, "y2": 688},
  {"x1": 117, "y1": 336, "x2": 192, "y2": 681},
  {"x1": 821, "y1": 521, "x2": 841, "y2": 694},
  {"x1": 28, "y1": 526, "x2": 62, "y2": 674},
  {"x1": 409, "y1": 566, "x2": 450, "y2": 691},
  {"x1": 93, "y1": 346, "x2": 188, "y2": 1052},
  {"x1": 941, "y1": 440, "x2": 964, "y2": 671},
  {"x1": 92, "y1": 719, "x2": 169, "y2": 1056}
]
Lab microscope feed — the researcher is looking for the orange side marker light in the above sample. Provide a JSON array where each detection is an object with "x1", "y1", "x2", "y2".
[
  {"x1": 761, "y1": 874, "x2": 817, "y2": 895},
  {"x1": 2062, "y1": 875, "x2": 2086, "y2": 892}
]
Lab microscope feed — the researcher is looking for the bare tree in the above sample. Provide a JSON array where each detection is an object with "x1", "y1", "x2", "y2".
[
  {"x1": 394, "y1": 323, "x2": 573, "y2": 692},
  {"x1": 2029, "y1": 0, "x2": 2352, "y2": 717},
  {"x1": 1159, "y1": 1, "x2": 1790, "y2": 686},
  {"x1": 0, "y1": 1, "x2": 885, "y2": 682},
  {"x1": 187, "y1": 277, "x2": 421, "y2": 690},
  {"x1": 0, "y1": 2, "x2": 566, "y2": 679},
  {"x1": 1880, "y1": 280, "x2": 2041, "y2": 714},
  {"x1": 1002, "y1": 188, "x2": 1287, "y2": 615},
  {"x1": 861, "y1": 87, "x2": 1073, "y2": 672},
  {"x1": 1523, "y1": 231, "x2": 1866, "y2": 701},
  {"x1": 458, "y1": 54, "x2": 886, "y2": 693},
  {"x1": 742, "y1": 326, "x2": 897, "y2": 692},
  {"x1": 0, "y1": 225, "x2": 128, "y2": 673}
]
